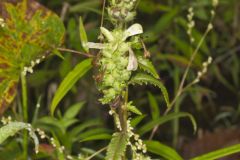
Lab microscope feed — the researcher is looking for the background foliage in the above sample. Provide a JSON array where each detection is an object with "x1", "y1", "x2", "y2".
[{"x1": 0, "y1": 0, "x2": 240, "y2": 159}]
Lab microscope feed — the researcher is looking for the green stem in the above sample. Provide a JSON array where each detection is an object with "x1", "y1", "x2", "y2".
[{"x1": 21, "y1": 72, "x2": 28, "y2": 159}]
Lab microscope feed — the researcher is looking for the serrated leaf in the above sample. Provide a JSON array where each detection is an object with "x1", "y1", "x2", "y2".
[
  {"x1": 137, "y1": 56, "x2": 159, "y2": 79},
  {"x1": 129, "y1": 73, "x2": 170, "y2": 107},
  {"x1": 50, "y1": 59, "x2": 92, "y2": 115},
  {"x1": 127, "y1": 103, "x2": 142, "y2": 115},
  {"x1": 0, "y1": 122, "x2": 39, "y2": 153},
  {"x1": 106, "y1": 132, "x2": 128, "y2": 160},
  {"x1": 145, "y1": 140, "x2": 183, "y2": 160},
  {"x1": 138, "y1": 112, "x2": 197, "y2": 135},
  {"x1": 79, "y1": 17, "x2": 89, "y2": 52}
]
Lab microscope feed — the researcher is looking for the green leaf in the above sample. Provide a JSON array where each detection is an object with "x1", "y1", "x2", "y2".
[
  {"x1": 145, "y1": 140, "x2": 183, "y2": 160},
  {"x1": 79, "y1": 17, "x2": 89, "y2": 52},
  {"x1": 36, "y1": 116, "x2": 65, "y2": 134},
  {"x1": 69, "y1": 119, "x2": 102, "y2": 139},
  {"x1": 69, "y1": 1, "x2": 101, "y2": 14},
  {"x1": 191, "y1": 144, "x2": 240, "y2": 160},
  {"x1": 106, "y1": 132, "x2": 128, "y2": 160},
  {"x1": 147, "y1": 92, "x2": 160, "y2": 120},
  {"x1": 50, "y1": 59, "x2": 92, "y2": 115},
  {"x1": 138, "y1": 112, "x2": 197, "y2": 135},
  {"x1": 0, "y1": 122, "x2": 39, "y2": 153},
  {"x1": 137, "y1": 56, "x2": 159, "y2": 79},
  {"x1": 127, "y1": 102, "x2": 142, "y2": 115},
  {"x1": 80, "y1": 133, "x2": 112, "y2": 142},
  {"x1": 145, "y1": 7, "x2": 178, "y2": 42},
  {"x1": 131, "y1": 115, "x2": 146, "y2": 127},
  {"x1": 129, "y1": 73, "x2": 170, "y2": 107},
  {"x1": 63, "y1": 102, "x2": 85, "y2": 120}
]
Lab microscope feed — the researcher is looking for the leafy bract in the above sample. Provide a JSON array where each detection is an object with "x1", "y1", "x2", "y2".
[{"x1": 0, "y1": 0, "x2": 65, "y2": 114}]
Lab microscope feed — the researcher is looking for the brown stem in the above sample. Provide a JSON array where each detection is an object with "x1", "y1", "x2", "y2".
[{"x1": 57, "y1": 48, "x2": 94, "y2": 57}]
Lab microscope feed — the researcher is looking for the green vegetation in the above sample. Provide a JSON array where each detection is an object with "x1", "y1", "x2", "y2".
[{"x1": 0, "y1": 0, "x2": 240, "y2": 159}]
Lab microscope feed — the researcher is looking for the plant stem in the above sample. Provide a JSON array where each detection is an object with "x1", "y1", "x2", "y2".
[
  {"x1": 21, "y1": 72, "x2": 28, "y2": 159},
  {"x1": 119, "y1": 88, "x2": 128, "y2": 133},
  {"x1": 164, "y1": 24, "x2": 212, "y2": 115},
  {"x1": 57, "y1": 47, "x2": 94, "y2": 57},
  {"x1": 118, "y1": 88, "x2": 129, "y2": 160}
]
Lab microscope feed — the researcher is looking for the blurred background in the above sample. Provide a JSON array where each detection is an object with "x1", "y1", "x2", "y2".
[{"x1": 1, "y1": 0, "x2": 240, "y2": 159}]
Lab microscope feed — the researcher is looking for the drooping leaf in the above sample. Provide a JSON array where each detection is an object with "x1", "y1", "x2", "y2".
[
  {"x1": 106, "y1": 132, "x2": 128, "y2": 160},
  {"x1": 0, "y1": 122, "x2": 39, "y2": 153},
  {"x1": 145, "y1": 140, "x2": 183, "y2": 160},
  {"x1": 129, "y1": 73, "x2": 170, "y2": 107},
  {"x1": 50, "y1": 59, "x2": 92, "y2": 115},
  {"x1": 137, "y1": 112, "x2": 197, "y2": 135},
  {"x1": 191, "y1": 144, "x2": 240, "y2": 160},
  {"x1": 137, "y1": 56, "x2": 159, "y2": 79},
  {"x1": 79, "y1": 17, "x2": 89, "y2": 52},
  {"x1": 0, "y1": 0, "x2": 65, "y2": 114}
]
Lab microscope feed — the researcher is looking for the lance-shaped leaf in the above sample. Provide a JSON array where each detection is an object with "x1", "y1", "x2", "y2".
[
  {"x1": 50, "y1": 59, "x2": 92, "y2": 115},
  {"x1": 129, "y1": 73, "x2": 170, "y2": 107},
  {"x1": 0, "y1": 0, "x2": 65, "y2": 114},
  {"x1": 79, "y1": 17, "x2": 89, "y2": 52},
  {"x1": 145, "y1": 140, "x2": 183, "y2": 160}
]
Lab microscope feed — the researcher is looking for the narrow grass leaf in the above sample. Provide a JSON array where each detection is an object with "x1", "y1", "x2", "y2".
[
  {"x1": 191, "y1": 144, "x2": 240, "y2": 160},
  {"x1": 63, "y1": 102, "x2": 85, "y2": 119},
  {"x1": 148, "y1": 92, "x2": 160, "y2": 120},
  {"x1": 145, "y1": 140, "x2": 183, "y2": 160},
  {"x1": 50, "y1": 59, "x2": 92, "y2": 115},
  {"x1": 138, "y1": 112, "x2": 197, "y2": 135}
]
